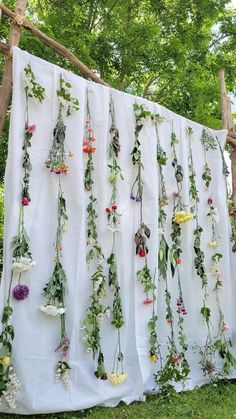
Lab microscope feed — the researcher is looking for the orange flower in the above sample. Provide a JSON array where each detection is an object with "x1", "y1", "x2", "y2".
[
  {"x1": 59, "y1": 164, "x2": 68, "y2": 174},
  {"x1": 83, "y1": 145, "x2": 96, "y2": 153},
  {"x1": 176, "y1": 258, "x2": 181, "y2": 265}
]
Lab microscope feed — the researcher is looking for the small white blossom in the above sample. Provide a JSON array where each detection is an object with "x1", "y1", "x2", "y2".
[
  {"x1": 12, "y1": 256, "x2": 35, "y2": 273},
  {"x1": 1, "y1": 367, "x2": 21, "y2": 409},
  {"x1": 39, "y1": 305, "x2": 66, "y2": 317}
]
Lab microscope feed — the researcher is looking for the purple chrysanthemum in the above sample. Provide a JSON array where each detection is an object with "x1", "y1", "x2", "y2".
[{"x1": 13, "y1": 284, "x2": 29, "y2": 300}]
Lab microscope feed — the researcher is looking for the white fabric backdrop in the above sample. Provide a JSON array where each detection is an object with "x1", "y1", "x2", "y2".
[{"x1": 0, "y1": 47, "x2": 234, "y2": 414}]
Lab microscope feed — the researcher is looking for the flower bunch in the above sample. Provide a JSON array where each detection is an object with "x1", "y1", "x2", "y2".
[
  {"x1": 55, "y1": 361, "x2": 70, "y2": 389},
  {"x1": 173, "y1": 211, "x2": 193, "y2": 224},
  {"x1": 83, "y1": 109, "x2": 96, "y2": 191},
  {"x1": 201, "y1": 129, "x2": 217, "y2": 190},
  {"x1": 21, "y1": 123, "x2": 36, "y2": 206},
  {"x1": 23, "y1": 64, "x2": 45, "y2": 104},
  {"x1": 108, "y1": 372, "x2": 128, "y2": 385},
  {"x1": 105, "y1": 205, "x2": 121, "y2": 233},
  {"x1": 45, "y1": 76, "x2": 78, "y2": 174},
  {"x1": 134, "y1": 222, "x2": 150, "y2": 257}
]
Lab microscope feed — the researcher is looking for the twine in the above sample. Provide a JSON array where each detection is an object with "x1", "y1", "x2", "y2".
[{"x1": 10, "y1": 14, "x2": 24, "y2": 27}]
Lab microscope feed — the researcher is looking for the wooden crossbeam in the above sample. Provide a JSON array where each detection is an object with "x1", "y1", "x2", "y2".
[{"x1": 0, "y1": 3, "x2": 109, "y2": 87}]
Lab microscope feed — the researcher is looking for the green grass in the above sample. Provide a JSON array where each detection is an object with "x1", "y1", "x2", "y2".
[{"x1": 1, "y1": 380, "x2": 236, "y2": 418}]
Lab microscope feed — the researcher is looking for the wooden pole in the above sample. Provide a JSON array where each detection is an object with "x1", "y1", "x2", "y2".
[
  {"x1": 0, "y1": 41, "x2": 11, "y2": 55},
  {"x1": 0, "y1": 3, "x2": 109, "y2": 88},
  {"x1": 0, "y1": 0, "x2": 27, "y2": 135}
]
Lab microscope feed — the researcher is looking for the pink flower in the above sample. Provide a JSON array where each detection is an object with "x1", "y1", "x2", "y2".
[
  {"x1": 21, "y1": 197, "x2": 29, "y2": 206},
  {"x1": 222, "y1": 323, "x2": 230, "y2": 332},
  {"x1": 172, "y1": 357, "x2": 179, "y2": 363},
  {"x1": 143, "y1": 299, "x2": 154, "y2": 305},
  {"x1": 83, "y1": 140, "x2": 88, "y2": 146},
  {"x1": 87, "y1": 128, "x2": 92, "y2": 132},
  {"x1": 26, "y1": 124, "x2": 36, "y2": 134}
]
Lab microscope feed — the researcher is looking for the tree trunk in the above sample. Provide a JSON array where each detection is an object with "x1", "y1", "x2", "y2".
[{"x1": 0, "y1": 0, "x2": 27, "y2": 136}]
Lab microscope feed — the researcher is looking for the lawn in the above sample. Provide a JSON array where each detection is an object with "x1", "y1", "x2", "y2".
[{"x1": 1, "y1": 380, "x2": 236, "y2": 418}]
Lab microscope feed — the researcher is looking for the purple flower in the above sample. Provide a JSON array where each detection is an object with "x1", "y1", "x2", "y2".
[
  {"x1": 13, "y1": 284, "x2": 29, "y2": 300},
  {"x1": 55, "y1": 335, "x2": 70, "y2": 358}
]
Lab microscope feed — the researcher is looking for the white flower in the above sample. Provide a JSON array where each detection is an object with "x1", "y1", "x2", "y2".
[
  {"x1": 62, "y1": 223, "x2": 68, "y2": 233},
  {"x1": 39, "y1": 305, "x2": 66, "y2": 317},
  {"x1": 1, "y1": 367, "x2": 21, "y2": 409},
  {"x1": 12, "y1": 256, "x2": 35, "y2": 273}
]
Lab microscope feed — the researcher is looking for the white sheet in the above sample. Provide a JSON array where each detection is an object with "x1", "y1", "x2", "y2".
[{"x1": 0, "y1": 47, "x2": 233, "y2": 414}]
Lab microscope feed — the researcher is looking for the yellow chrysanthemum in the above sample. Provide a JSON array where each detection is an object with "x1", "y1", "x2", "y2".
[
  {"x1": 0, "y1": 356, "x2": 10, "y2": 366},
  {"x1": 109, "y1": 372, "x2": 128, "y2": 385},
  {"x1": 151, "y1": 354, "x2": 157, "y2": 362},
  {"x1": 208, "y1": 240, "x2": 218, "y2": 249},
  {"x1": 173, "y1": 211, "x2": 193, "y2": 224}
]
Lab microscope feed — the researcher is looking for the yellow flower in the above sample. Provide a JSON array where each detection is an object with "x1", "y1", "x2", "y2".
[
  {"x1": 208, "y1": 240, "x2": 218, "y2": 249},
  {"x1": 173, "y1": 211, "x2": 193, "y2": 224},
  {"x1": 0, "y1": 356, "x2": 10, "y2": 366},
  {"x1": 109, "y1": 372, "x2": 128, "y2": 385},
  {"x1": 151, "y1": 354, "x2": 157, "y2": 362}
]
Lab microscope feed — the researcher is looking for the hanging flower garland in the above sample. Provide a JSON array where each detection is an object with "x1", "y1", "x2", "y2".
[
  {"x1": 207, "y1": 196, "x2": 236, "y2": 376},
  {"x1": 0, "y1": 65, "x2": 45, "y2": 409},
  {"x1": 82, "y1": 92, "x2": 108, "y2": 381},
  {"x1": 154, "y1": 118, "x2": 188, "y2": 394},
  {"x1": 169, "y1": 129, "x2": 191, "y2": 378},
  {"x1": 201, "y1": 128, "x2": 217, "y2": 191},
  {"x1": 186, "y1": 127, "x2": 216, "y2": 379},
  {"x1": 131, "y1": 104, "x2": 155, "y2": 303},
  {"x1": 106, "y1": 96, "x2": 127, "y2": 384},
  {"x1": 41, "y1": 76, "x2": 79, "y2": 388}
]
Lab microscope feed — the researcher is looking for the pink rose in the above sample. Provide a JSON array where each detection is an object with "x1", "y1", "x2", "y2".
[
  {"x1": 222, "y1": 323, "x2": 230, "y2": 332},
  {"x1": 26, "y1": 124, "x2": 36, "y2": 134}
]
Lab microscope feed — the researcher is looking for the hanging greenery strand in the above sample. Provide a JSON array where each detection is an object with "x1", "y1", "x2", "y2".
[
  {"x1": 41, "y1": 75, "x2": 79, "y2": 388},
  {"x1": 82, "y1": 91, "x2": 108, "y2": 381},
  {"x1": 106, "y1": 96, "x2": 127, "y2": 385},
  {"x1": 186, "y1": 126, "x2": 216, "y2": 379},
  {"x1": 0, "y1": 64, "x2": 45, "y2": 409}
]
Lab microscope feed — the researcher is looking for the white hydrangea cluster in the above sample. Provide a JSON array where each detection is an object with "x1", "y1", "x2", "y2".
[
  {"x1": 55, "y1": 364, "x2": 70, "y2": 389},
  {"x1": 1, "y1": 367, "x2": 21, "y2": 409},
  {"x1": 39, "y1": 305, "x2": 66, "y2": 317},
  {"x1": 12, "y1": 256, "x2": 35, "y2": 273}
]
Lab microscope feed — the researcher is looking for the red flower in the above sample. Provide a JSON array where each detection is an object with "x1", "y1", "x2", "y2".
[
  {"x1": 89, "y1": 136, "x2": 96, "y2": 142},
  {"x1": 167, "y1": 319, "x2": 173, "y2": 325},
  {"x1": 83, "y1": 145, "x2": 96, "y2": 153},
  {"x1": 143, "y1": 299, "x2": 154, "y2": 305},
  {"x1": 172, "y1": 357, "x2": 179, "y2": 363},
  {"x1": 139, "y1": 249, "x2": 145, "y2": 257},
  {"x1": 229, "y1": 211, "x2": 235, "y2": 216},
  {"x1": 21, "y1": 197, "x2": 29, "y2": 206},
  {"x1": 111, "y1": 205, "x2": 117, "y2": 211},
  {"x1": 207, "y1": 197, "x2": 213, "y2": 205},
  {"x1": 105, "y1": 208, "x2": 110, "y2": 213},
  {"x1": 176, "y1": 258, "x2": 181, "y2": 265}
]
